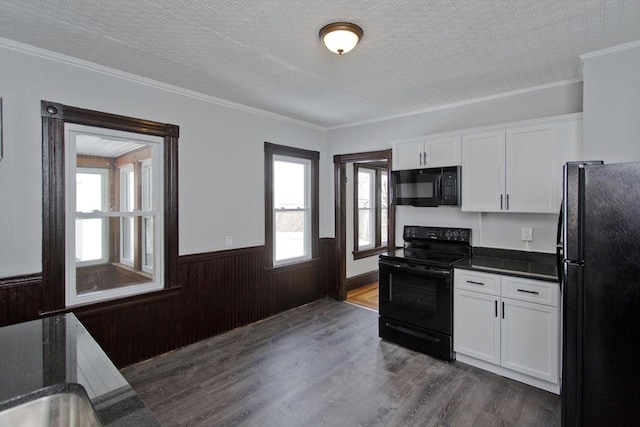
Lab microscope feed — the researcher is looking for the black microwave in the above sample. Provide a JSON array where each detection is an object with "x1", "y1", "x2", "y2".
[{"x1": 392, "y1": 166, "x2": 460, "y2": 207}]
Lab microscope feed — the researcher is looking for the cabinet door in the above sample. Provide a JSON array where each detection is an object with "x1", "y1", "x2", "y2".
[
  {"x1": 454, "y1": 289, "x2": 500, "y2": 364},
  {"x1": 393, "y1": 139, "x2": 424, "y2": 170},
  {"x1": 505, "y1": 124, "x2": 559, "y2": 213},
  {"x1": 461, "y1": 131, "x2": 505, "y2": 212},
  {"x1": 424, "y1": 136, "x2": 461, "y2": 167},
  {"x1": 501, "y1": 298, "x2": 559, "y2": 383}
]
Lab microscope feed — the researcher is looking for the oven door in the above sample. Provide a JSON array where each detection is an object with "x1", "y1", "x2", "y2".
[{"x1": 378, "y1": 259, "x2": 452, "y2": 335}]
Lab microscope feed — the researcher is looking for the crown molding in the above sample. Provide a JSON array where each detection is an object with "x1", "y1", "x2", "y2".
[
  {"x1": 328, "y1": 78, "x2": 583, "y2": 131},
  {"x1": 0, "y1": 37, "x2": 327, "y2": 132},
  {"x1": 579, "y1": 40, "x2": 640, "y2": 61}
]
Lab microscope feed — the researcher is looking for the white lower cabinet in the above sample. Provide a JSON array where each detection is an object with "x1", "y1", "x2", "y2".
[{"x1": 454, "y1": 269, "x2": 560, "y2": 393}]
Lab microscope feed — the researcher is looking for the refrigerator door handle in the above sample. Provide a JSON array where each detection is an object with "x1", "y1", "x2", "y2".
[{"x1": 556, "y1": 204, "x2": 564, "y2": 287}]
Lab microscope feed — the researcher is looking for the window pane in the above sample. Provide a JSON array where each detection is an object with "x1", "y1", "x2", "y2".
[
  {"x1": 381, "y1": 173, "x2": 388, "y2": 209},
  {"x1": 144, "y1": 216, "x2": 154, "y2": 269},
  {"x1": 142, "y1": 164, "x2": 152, "y2": 211},
  {"x1": 76, "y1": 173, "x2": 104, "y2": 212},
  {"x1": 381, "y1": 208, "x2": 388, "y2": 244},
  {"x1": 358, "y1": 209, "x2": 372, "y2": 247},
  {"x1": 357, "y1": 170, "x2": 371, "y2": 209},
  {"x1": 75, "y1": 218, "x2": 104, "y2": 262},
  {"x1": 275, "y1": 210, "x2": 306, "y2": 261},
  {"x1": 274, "y1": 160, "x2": 306, "y2": 208},
  {"x1": 122, "y1": 217, "x2": 135, "y2": 262},
  {"x1": 122, "y1": 169, "x2": 135, "y2": 212}
]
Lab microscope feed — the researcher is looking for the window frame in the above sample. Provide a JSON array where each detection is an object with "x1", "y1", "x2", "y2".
[
  {"x1": 41, "y1": 100, "x2": 179, "y2": 312},
  {"x1": 264, "y1": 142, "x2": 319, "y2": 269},
  {"x1": 353, "y1": 163, "x2": 388, "y2": 260}
]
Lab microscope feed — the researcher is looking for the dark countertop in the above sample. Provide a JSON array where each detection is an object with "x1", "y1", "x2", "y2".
[
  {"x1": 0, "y1": 313, "x2": 159, "y2": 426},
  {"x1": 454, "y1": 247, "x2": 559, "y2": 283}
]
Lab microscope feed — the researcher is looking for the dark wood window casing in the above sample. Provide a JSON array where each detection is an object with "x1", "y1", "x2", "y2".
[
  {"x1": 353, "y1": 163, "x2": 388, "y2": 260},
  {"x1": 41, "y1": 100, "x2": 179, "y2": 312},
  {"x1": 264, "y1": 142, "x2": 319, "y2": 270}
]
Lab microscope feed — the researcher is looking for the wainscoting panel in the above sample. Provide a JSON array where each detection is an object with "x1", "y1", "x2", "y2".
[
  {"x1": 0, "y1": 240, "x2": 336, "y2": 368},
  {"x1": 0, "y1": 274, "x2": 43, "y2": 326}
]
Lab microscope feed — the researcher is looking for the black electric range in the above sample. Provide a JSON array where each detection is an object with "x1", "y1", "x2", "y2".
[{"x1": 378, "y1": 226, "x2": 472, "y2": 361}]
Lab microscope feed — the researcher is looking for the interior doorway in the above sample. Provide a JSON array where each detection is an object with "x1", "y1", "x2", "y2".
[{"x1": 333, "y1": 150, "x2": 394, "y2": 301}]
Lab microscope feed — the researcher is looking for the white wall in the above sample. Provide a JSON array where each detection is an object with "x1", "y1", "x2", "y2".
[
  {"x1": 0, "y1": 44, "x2": 328, "y2": 277},
  {"x1": 328, "y1": 81, "x2": 584, "y2": 253},
  {"x1": 582, "y1": 42, "x2": 640, "y2": 163}
]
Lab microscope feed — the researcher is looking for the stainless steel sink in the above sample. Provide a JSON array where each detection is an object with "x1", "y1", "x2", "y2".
[{"x1": 0, "y1": 383, "x2": 102, "y2": 427}]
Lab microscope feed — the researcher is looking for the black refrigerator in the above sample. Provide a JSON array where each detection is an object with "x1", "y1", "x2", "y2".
[{"x1": 559, "y1": 161, "x2": 640, "y2": 426}]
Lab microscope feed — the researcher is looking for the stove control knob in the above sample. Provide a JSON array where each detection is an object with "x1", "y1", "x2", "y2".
[{"x1": 445, "y1": 230, "x2": 452, "y2": 239}]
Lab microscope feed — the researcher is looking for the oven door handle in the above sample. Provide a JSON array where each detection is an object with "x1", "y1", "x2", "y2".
[
  {"x1": 379, "y1": 260, "x2": 451, "y2": 276},
  {"x1": 385, "y1": 322, "x2": 441, "y2": 343}
]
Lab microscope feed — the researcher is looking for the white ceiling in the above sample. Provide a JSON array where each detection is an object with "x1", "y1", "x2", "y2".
[{"x1": 1, "y1": 0, "x2": 639, "y2": 129}]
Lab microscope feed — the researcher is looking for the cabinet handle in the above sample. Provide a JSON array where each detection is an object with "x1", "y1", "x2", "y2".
[
  {"x1": 495, "y1": 300, "x2": 498, "y2": 317},
  {"x1": 500, "y1": 194, "x2": 504, "y2": 210},
  {"x1": 466, "y1": 280, "x2": 485, "y2": 286},
  {"x1": 424, "y1": 151, "x2": 428, "y2": 164},
  {"x1": 506, "y1": 194, "x2": 510, "y2": 210},
  {"x1": 419, "y1": 152, "x2": 423, "y2": 166},
  {"x1": 517, "y1": 288, "x2": 540, "y2": 295},
  {"x1": 502, "y1": 301, "x2": 505, "y2": 319}
]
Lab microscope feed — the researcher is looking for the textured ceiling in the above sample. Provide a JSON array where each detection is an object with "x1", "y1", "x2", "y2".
[{"x1": 1, "y1": 0, "x2": 639, "y2": 128}]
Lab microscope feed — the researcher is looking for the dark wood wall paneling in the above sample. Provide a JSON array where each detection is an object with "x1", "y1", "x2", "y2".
[{"x1": 0, "y1": 239, "x2": 335, "y2": 368}]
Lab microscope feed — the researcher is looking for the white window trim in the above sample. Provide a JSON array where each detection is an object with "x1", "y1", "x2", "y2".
[
  {"x1": 357, "y1": 168, "x2": 376, "y2": 250},
  {"x1": 272, "y1": 155, "x2": 312, "y2": 266},
  {"x1": 64, "y1": 123, "x2": 164, "y2": 307}
]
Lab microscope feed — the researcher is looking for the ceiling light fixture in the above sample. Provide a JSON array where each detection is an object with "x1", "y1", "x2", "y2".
[{"x1": 319, "y1": 22, "x2": 363, "y2": 55}]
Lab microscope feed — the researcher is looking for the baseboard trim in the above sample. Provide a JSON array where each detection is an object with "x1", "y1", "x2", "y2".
[{"x1": 346, "y1": 270, "x2": 378, "y2": 292}]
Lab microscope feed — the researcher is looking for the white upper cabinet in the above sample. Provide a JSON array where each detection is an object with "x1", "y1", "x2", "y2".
[
  {"x1": 505, "y1": 124, "x2": 558, "y2": 213},
  {"x1": 461, "y1": 115, "x2": 582, "y2": 213},
  {"x1": 461, "y1": 131, "x2": 506, "y2": 211},
  {"x1": 393, "y1": 136, "x2": 461, "y2": 170}
]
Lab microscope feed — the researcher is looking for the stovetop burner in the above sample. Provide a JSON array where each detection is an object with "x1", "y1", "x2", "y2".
[{"x1": 380, "y1": 226, "x2": 473, "y2": 268}]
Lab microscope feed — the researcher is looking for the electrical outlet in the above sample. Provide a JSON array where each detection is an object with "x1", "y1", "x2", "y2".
[
  {"x1": 225, "y1": 236, "x2": 233, "y2": 247},
  {"x1": 521, "y1": 227, "x2": 533, "y2": 242}
]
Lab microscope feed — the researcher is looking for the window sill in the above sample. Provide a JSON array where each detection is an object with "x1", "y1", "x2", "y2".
[
  {"x1": 264, "y1": 257, "x2": 321, "y2": 274},
  {"x1": 352, "y1": 247, "x2": 388, "y2": 260},
  {"x1": 39, "y1": 285, "x2": 183, "y2": 317}
]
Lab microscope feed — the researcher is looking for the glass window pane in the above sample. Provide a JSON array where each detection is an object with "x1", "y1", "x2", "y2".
[
  {"x1": 275, "y1": 210, "x2": 306, "y2": 261},
  {"x1": 122, "y1": 217, "x2": 135, "y2": 262},
  {"x1": 381, "y1": 173, "x2": 388, "y2": 209},
  {"x1": 358, "y1": 209, "x2": 372, "y2": 247},
  {"x1": 381, "y1": 208, "x2": 388, "y2": 244},
  {"x1": 76, "y1": 173, "x2": 104, "y2": 212},
  {"x1": 75, "y1": 218, "x2": 104, "y2": 262},
  {"x1": 274, "y1": 160, "x2": 306, "y2": 208},
  {"x1": 142, "y1": 164, "x2": 152, "y2": 211},
  {"x1": 358, "y1": 170, "x2": 371, "y2": 209},
  {"x1": 144, "y1": 216, "x2": 154, "y2": 269}
]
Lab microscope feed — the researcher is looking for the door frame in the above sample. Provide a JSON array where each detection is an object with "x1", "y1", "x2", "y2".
[{"x1": 333, "y1": 149, "x2": 394, "y2": 300}]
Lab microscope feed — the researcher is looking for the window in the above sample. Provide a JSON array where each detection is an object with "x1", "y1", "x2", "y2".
[
  {"x1": 41, "y1": 100, "x2": 179, "y2": 312},
  {"x1": 65, "y1": 124, "x2": 164, "y2": 306},
  {"x1": 353, "y1": 163, "x2": 388, "y2": 259},
  {"x1": 265, "y1": 142, "x2": 319, "y2": 268}
]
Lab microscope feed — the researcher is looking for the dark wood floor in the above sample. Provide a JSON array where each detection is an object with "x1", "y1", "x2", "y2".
[{"x1": 121, "y1": 299, "x2": 560, "y2": 426}]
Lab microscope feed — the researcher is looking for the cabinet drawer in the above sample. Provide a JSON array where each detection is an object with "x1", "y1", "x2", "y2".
[
  {"x1": 454, "y1": 270, "x2": 501, "y2": 296},
  {"x1": 501, "y1": 276, "x2": 559, "y2": 307}
]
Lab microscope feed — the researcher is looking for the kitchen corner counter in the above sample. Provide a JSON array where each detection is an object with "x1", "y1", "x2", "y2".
[
  {"x1": 0, "y1": 313, "x2": 159, "y2": 426},
  {"x1": 454, "y1": 247, "x2": 559, "y2": 283}
]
